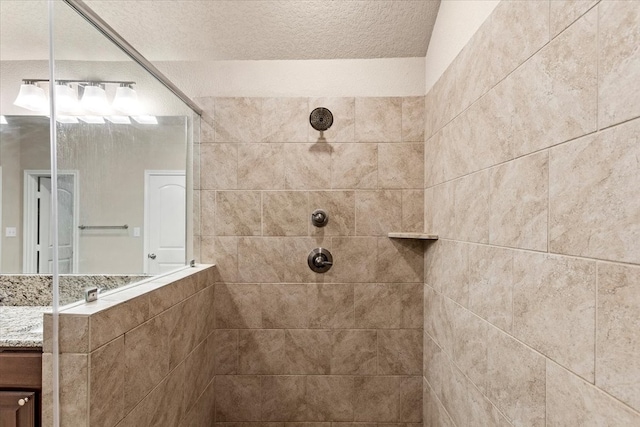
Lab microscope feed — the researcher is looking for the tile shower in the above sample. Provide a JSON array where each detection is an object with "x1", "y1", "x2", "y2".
[
  {"x1": 191, "y1": 1, "x2": 640, "y2": 426},
  {"x1": 194, "y1": 95, "x2": 426, "y2": 423},
  {"x1": 422, "y1": 1, "x2": 640, "y2": 426},
  {"x1": 41, "y1": 0, "x2": 640, "y2": 425}
]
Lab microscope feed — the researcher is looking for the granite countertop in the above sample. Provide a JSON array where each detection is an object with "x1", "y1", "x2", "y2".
[{"x1": 0, "y1": 306, "x2": 50, "y2": 348}]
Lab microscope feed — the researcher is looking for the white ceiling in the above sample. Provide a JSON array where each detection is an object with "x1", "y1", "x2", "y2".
[
  {"x1": 0, "y1": 0, "x2": 130, "y2": 61},
  {"x1": 1, "y1": 0, "x2": 441, "y2": 61}
]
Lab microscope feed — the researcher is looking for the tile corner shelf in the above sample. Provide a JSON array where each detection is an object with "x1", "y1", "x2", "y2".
[{"x1": 387, "y1": 232, "x2": 439, "y2": 240}]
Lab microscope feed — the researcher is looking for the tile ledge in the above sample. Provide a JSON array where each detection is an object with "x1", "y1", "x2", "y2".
[
  {"x1": 59, "y1": 264, "x2": 216, "y2": 315},
  {"x1": 387, "y1": 232, "x2": 439, "y2": 240}
]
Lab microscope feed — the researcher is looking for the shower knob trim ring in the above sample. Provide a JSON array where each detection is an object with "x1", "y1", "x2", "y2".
[
  {"x1": 308, "y1": 247, "x2": 333, "y2": 273},
  {"x1": 311, "y1": 209, "x2": 329, "y2": 227}
]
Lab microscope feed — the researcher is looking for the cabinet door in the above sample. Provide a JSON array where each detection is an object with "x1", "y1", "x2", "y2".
[{"x1": 0, "y1": 391, "x2": 35, "y2": 427}]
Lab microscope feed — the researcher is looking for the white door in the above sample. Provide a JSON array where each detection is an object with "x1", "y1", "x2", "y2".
[
  {"x1": 38, "y1": 177, "x2": 51, "y2": 273},
  {"x1": 144, "y1": 172, "x2": 186, "y2": 274},
  {"x1": 37, "y1": 175, "x2": 75, "y2": 274}
]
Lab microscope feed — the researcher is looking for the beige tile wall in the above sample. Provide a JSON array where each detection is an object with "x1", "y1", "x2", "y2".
[
  {"x1": 195, "y1": 95, "x2": 426, "y2": 424},
  {"x1": 423, "y1": 1, "x2": 640, "y2": 426},
  {"x1": 41, "y1": 266, "x2": 217, "y2": 427}
]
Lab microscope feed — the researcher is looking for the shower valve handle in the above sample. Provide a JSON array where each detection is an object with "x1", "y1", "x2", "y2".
[
  {"x1": 308, "y1": 248, "x2": 334, "y2": 273},
  {"x1": 314, "y1": 255, "x2": 333, "y2": 267}
]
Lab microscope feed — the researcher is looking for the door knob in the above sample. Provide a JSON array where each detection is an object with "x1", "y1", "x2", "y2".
[{"x1": 148, "y1": 253, "x2": 156, "y2": 259}]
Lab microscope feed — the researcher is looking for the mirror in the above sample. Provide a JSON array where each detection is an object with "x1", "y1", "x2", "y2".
[
  {"x1": 0, "y1": 1, "x2": 198, "y2": 297},
  {"x1": 0, "y1": 116, "x2": 188, "y2": 275}
]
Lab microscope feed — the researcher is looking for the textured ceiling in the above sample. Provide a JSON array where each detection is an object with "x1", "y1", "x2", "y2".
[
  {"x1": 0, "y1": 0, "x2": 130, "y2": 61},
  {"x1": 1, "y1": 0, "x2": 441, "y2": 61}
]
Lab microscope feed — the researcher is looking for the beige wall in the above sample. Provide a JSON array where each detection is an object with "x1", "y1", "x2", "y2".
[
  {"x1": 195, "y1": 95, "x2": 426, "y2": 423},
  {"x1": 0, "y1": 118, "x2": 50, "y2": 272},
  {"x1": 157, "y1": 58, "x2": 427, "y2": 98},
  {"x1": 424, "y1": 0, "x2": 499, "y2": 92},
  {"x1": 423, "y1": 1, "x2": 640, "y2": 425},
  {"x1": 41, "y1": 265, "x2": 217, "y2": 426}
]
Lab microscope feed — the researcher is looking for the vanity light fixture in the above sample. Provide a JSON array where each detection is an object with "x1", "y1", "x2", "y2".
[
  {"x1": 13, "y1": 79, "x2": 142, "y2": 121},
  {"x1": 13, "y1": 81, "x2": 48, "y2": 112}
]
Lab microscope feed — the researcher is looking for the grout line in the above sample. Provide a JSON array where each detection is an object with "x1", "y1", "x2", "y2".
[
  {"x1": 376, "y1": 329, "x2": 380, "y2": 376},
  {"x1": 549, "y1": 0, "x2": 601, "y2": 43},
  {"x1": 548, "y1": 0, "x2": 552, "y2": 42},
  {"x1": 375, "y1": 142, "x2": 380, "y2": 191},
  {"x1": 449, "y1": 287, "x2": 605, "y2": 397},
  {"x1": 400, "y1": 98, "x2": 404, "y2": 144},
  {"x1": 596, "y1": 0, "x2": 600, "y2": 132},
  {"x1": 546, "y1": 358, "x2": 640, "y2": 418},
  {"x1": 594, "y1": 263, "x2": 598, "y2": 388},
  {"x1": 510, "y1": 251, "x2": 515, "y2": 335},
  {"x1": 545, "y1": 358, "x2": 549, "y2": 427},
  {"x1": 427, "y1": 128, "x2": 599, "y2": 190},
  {"x1": 427, "y1": 23, "x2": 553, "y2": 142},
  {"x1": 547, "y1": 148, "x2": 551, "y2": 255},
  {"x1": 424, "y1": 376, "x2": 459, "y2": 426},
  {"x1": 427, "y1": 5, "x2": 605, "y2": 158},
  {"x1": 431, "y1": 237, "x2": 640, "y2": 269}
]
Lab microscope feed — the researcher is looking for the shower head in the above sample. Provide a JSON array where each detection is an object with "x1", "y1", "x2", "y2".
[{"x1": 310, "y1": 107, "x2": 333, "y2": 132}]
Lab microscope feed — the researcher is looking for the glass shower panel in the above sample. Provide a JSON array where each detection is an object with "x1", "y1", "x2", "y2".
[
  {"x1": 0, "y1": 3, "x2": 55, "y2": 317},
  {"x1": 51, "y1": 0, "x2": 198, "y2": 303},
  {"x1": 0, "y1": 0, "x2": 53, "y2": 277},
  {"x1": 1, "y1": 3, "x2": 55, "y2": 427}
]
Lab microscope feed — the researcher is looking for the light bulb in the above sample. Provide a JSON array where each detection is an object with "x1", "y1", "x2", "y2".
[
  {"x1": 55, "y1": 84, "x2": 81, "y2": 114},
  {"x1": 14, "y1": 82, "x2": 48, "y2": 112},
  {"x1": 112, "y1": 84, "x2": 139, "y2": 115},
  {"x1": 81, "y1": 84, "x2": 110, "y2": 114}
]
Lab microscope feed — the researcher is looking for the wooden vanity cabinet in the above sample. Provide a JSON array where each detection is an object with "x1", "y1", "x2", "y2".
[
  {"x1": 0, "y1": 391, "x2": 36, "y2": 427},
  {"x1": 0, "y1": 351, "x2": 42, "y2": 427}
]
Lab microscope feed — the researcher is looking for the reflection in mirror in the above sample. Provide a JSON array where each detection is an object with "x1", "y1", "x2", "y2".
[
  {"x1": 0, "y1": 0, "x2": 199, "y2": 307},
  {"x1": 0, "y1": 116, "x2": 188, "y2": 275}
]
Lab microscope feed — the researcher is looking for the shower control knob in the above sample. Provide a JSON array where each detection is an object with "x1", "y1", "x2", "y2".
[
  {"x1": 311, "y1": 209, "x2": 329, "y2": 227},
  {"x1": 308, "y1": 248, "x2": 333, "y2": 273},
  {"x1": 314, "y1": 255, "x2": 333, "y2": 267}
]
